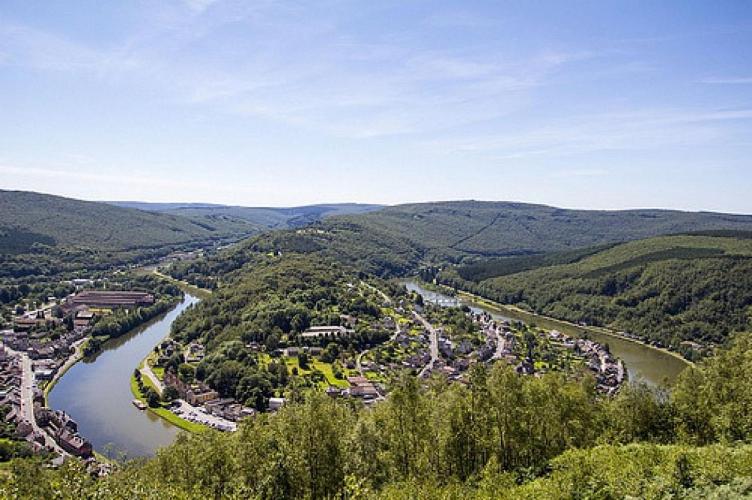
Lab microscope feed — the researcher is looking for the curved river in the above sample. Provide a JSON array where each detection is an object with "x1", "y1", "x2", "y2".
[
  {"x1": 48, "y1": 293, "x2": 199, "y2": 459},
  {"x1": 404, "y1": 281, "x2": 689, "y2": 386},
  {"x1": 47, "y1": 281, "x2": 688, "y2": 459}
]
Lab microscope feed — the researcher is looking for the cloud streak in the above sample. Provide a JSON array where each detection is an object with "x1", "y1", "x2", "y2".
[{"x1": 700, "y1": 76, "x2": 752, "y2": 84}]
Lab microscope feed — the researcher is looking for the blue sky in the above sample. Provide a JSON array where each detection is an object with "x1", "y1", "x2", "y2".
[{"x1": 1, "y1": 1, "x2": 751, "y2": 211}]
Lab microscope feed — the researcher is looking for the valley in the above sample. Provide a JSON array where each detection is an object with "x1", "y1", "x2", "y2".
[{"x1": 2, "y1": 193, "x2": 752, "y2": 498}]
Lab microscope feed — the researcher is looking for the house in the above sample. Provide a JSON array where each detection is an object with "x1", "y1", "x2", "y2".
[
  {"x1": 70, "y1": 278, "x2": 93, "y2": 287},
  {"x1": 73, "y1": 309, "x2": 95, "y2": 329},
  {"x1": 268, "y1": 397, "x2": 286, "y2": 411},
  {"x1": 325, "y1": 386, "x2": 342, "y2": 398},
  {"x1": 283, "y1": 347, "x2": 300, "y2": 357},
  {"x1": 346, "y1": 376, "x2": 379, "y2": 400},
  {"x1": 57, "y1": 429, "x2": 93, "y2": 458},
  {"x1": 35, "y1": 369, "x2": 55, "y2": 380},
  {"x1": 164, "y1": 369, "x2": 219, "y2": 405},
  {"x1": 306, "y1": 346, "x2": 323, "y2": 356},
  {"x1": 186, "y1": 342, "x2": 205, "y2": 362},
  {"x1": 301, "y1": 325, "x2": 352, "y2": 338},
  {"x1": 339, "y1": 314, "x2": 357, "y2": 328},
  {"x1": 186, "y1": 387, "x2": 219, "y2": 406},
  {"x1": 13, "y1": 317, "x2": 39, "y2": 332}
]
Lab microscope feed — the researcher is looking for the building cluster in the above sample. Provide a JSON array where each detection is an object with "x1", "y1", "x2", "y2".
[
  {"x1": 3, "y1": 326, "x2": 89, "y2": 382},
  {"x1": 0, "y1": 287, "x2": 158, "y2": 468},
  {"x1": 325, "y1": 376, "x2": 381, "y2": 403},
  {"x1": 0, "y1": 344, "x2": 93, "y2": 465},
  {"x1": 62, "y1": 290, "x2": 154, "y2": 312},
  {"x1": 162, "y1": 369, "x2": 254, "y2": 430},
  {"x1": 35, "y1": 407, "x2": 93, "y2": 458},
  {"x1": 475, "y1": 311, "x2": 626, "y2": 393},
  {"x1": 573, "y1": 337, "x2": 625, "y2": 394}
]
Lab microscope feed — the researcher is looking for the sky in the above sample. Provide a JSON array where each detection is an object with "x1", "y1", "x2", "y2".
[{"x1": 1, "y1": 1, "x2": 751, "y2": 212}]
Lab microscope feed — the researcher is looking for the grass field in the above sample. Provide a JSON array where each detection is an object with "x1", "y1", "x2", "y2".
[{"x1": 152, "y1": 270, "x2": 213, "y2": 300}]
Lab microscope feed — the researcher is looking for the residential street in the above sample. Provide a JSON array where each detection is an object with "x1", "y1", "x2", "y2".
[
  {"x1": 11, "y1": 349, "x2": 68, "y2": 456},
  {"x1": 414, "y1": 311, "x2": 439, "y2": 377}
]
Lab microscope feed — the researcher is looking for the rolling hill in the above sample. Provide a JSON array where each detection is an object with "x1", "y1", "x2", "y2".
[
  {"x1": 0, "y1": 191, "x2": 384, "y2": 256},
  {"x1": 225, "y1": 200, "x2": 752, "y2": 276},
  {"x1": 439, "y1": 232, "x2": 752, "y2": 355},
  {"x1": 108, "y1": 201, "x2": 384, "y2": 232},
  {"x1": 0, "y1": 190, "x2": 249, "y2": 254},
  {"x1": 167, "y1": 201, "x2": 752, "y2": 354},
  {"x1": 332, "y1": 200, "x2": 752, "y2": 258}
]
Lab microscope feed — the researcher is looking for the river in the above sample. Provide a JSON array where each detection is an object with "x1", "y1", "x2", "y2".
[
  {"x1": 48, "y1": 293, "x2": 199, "y2": 459},
  {"x1": 404, "y1": 281, "x2": 689, "y2": 386}
]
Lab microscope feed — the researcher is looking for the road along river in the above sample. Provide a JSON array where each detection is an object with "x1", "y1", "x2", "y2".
[
  {"x1": 404, "y1": 280, "x2": 689, "y2": 386},
  {"x1": 48, "y1": 293, "x2": 199, "y2": 459}
]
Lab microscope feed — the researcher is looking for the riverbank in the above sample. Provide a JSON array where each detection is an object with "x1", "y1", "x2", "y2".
[
  {"x1": 451, "y1": 287, "x2": 693, "y2": 368},
  {"x1": 127, "y1": 277, "x2": 219, "y2": 434},
  {"x1": 48, "y1": 294, "x2": 199, "y2": 457},
  {"x1": 129, "y1": 364, "x2": 205, "y2": 435},
  {"x1": 404, "y1": 279, "x2": 690, "y2": 386},
  {"x1": 152, "y1": 270, "x2": 213, "y2": 300},
  {"x1": 42, "y1": 337, "x2": 89, "y2": 404}
]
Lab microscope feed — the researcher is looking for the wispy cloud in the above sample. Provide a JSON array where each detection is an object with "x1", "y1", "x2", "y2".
[
  {"x1": 0, "y1": 163, "x2": 256, "y2": 198},
  {"x1": 424, "y1": 108, "x2": 752, "y2": 159},
  {"x1": 0, "y1": 4, "x2": 597, "y2": 139},
  {"x1": 552, "y1": 168, "x2": 609, "y2": 178},
  {"x1": 182, "y1": 0, "x2": 220, "y2": 14},
  {"x1": 699, "y1": 76, "x2": 752, "y2": 84}
]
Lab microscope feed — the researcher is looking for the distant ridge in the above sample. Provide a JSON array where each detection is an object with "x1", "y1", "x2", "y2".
[
  {"x1": 106, "y1": 200, "x2": 385, "y2": 230},
  {"x1": 0, "y1": 190, "x2": 384, "y2": 255}
]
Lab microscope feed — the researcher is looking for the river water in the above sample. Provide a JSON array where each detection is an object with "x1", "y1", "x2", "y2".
[
  {"x1": 48, "y1": 293, "x2": 199, "y2": 459},
  {"x1": 404, "y1": 281, "x2": 689, "y2": 386}
]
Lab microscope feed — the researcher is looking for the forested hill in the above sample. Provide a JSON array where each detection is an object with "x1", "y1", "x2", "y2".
[
  {"x1": 440, "y1": 233, "x2": 752, "y2": 357},
  {"x1": 330, "y1": 200, "x2": 752, "y2": 260},
  {"x1": 198, "y1": 200, "x2": 752, "y2": 277},
  {"x1": 109, "y1": 201, "x2": 384, "y2": 232},
  {"x1": 0, "y1": 190, "x2": 254, "y2": 254}
]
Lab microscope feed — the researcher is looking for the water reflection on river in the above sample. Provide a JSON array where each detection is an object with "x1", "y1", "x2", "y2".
[
  {"x1": 404, "y1": 281, "x2": 688, "y2": 386},
  {"x1": 48, "y1": 293, "x2": 199, "y2": 458}
]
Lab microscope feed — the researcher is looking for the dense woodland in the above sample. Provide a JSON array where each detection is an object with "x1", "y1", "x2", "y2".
[
  {"x1": 439, "y1": 234, "x2": 752, "y2": 357},
  {"x1": 3, "y1": 335, "x2": 752, "y2": 498},
  {"x1": 168, "y1": 253, "x2": 396, "y2": 405},
  {"x1": 172, "y1": 229, "x2": 752, "y2": 357},
  {"x1": 328, "y1": 201, "x2": 752, "y2": 261}
]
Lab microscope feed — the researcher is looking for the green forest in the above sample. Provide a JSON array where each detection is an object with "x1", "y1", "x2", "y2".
[
  {"x1": 440, "y1": 234, "x2": 752, "y2": 358},
  {"x1": 4, "y1": 334, "x2": 752, "y2": 498},
  {"x1": 166, "y1": 252, "x2": 395, "y2": 406},
  {"x1": 5, "y1": 194, "x2": 752, "y2": 497}
]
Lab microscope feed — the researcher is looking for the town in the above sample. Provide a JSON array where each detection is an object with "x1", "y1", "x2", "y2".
[
  {"x1": 0, "y1": 284, "x2": 167, "y2": 469},
  {"x1": 1, "y1": 273, "x2": 627, "y2": 472}
]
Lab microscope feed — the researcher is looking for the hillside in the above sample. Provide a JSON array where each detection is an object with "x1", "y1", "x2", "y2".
[
  {"x1": 440, "y1": 232, "x2": 752, "y2": 356},
  {"x1": 330, "y1": 201, "x2": 752, "y2": 260},
  {"x1": 204, "y1": 201, "x2": 752, "y2": 277},
  {"x1": 109, "y1": 201, "x2": 384, "y2": 232},
  {"x1": 0, "y1": 190, "x2": 251, "y2": 254}
]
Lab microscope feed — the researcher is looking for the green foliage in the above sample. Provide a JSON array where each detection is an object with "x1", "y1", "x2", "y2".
[
  {"x1": 169, "y1": 253, "x2": 389, "y2": 397},
  {"x1": 0, "y1": 190, "x2": 251, "y2": 254},
  {"x1": 162, "y1": 386, "x2": 179, "y2": 402},
  {"x1": 442, "y1": 235, "x2": 752, "y2": 352},
  {"x1": 672, "y1": 335, "x2": 752, "y2": 444},
  {"x1": 5, "y1": 340, "x2": 752, "y2": 498}
]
